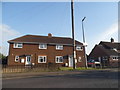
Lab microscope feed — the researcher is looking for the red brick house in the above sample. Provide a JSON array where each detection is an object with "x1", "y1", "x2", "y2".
[
  {"x1": 89, "y1": 38, "x2": 120, "y2": 67},
  {"x1": 8, "y1": 33, "x2": 86, "y2": 67}
]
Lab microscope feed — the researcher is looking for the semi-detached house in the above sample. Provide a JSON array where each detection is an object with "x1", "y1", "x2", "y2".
[
  {"x1": 89, "y1": 38, "x2": 120, "y2": 67},
  {"x1": 8, "y1": 33, "x2": 86, "y2": 67}
]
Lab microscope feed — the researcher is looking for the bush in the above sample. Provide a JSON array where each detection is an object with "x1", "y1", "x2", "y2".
[{"x1": 0, "y1": 53, "x2": 8, "y2": 65}]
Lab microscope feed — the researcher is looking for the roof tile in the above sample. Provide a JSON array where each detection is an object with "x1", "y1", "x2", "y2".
[{"x1": 8, "y1": 35, "x2": 83, "y2": 45}]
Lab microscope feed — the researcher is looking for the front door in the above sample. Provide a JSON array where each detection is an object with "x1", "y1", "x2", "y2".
[
  {"x1": 69, "y1": 55, "x2": 73, "y2": 67},
  {"x1": 25, "y1": 56, "x2": 31, "y2": 65}
]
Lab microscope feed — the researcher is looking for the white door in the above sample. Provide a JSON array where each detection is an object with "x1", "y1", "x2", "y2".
[
  {"x1": 25, "y1": 56, "x2": 31, "y2": 65},
  {"x1": 69, "y1": 55, "x2": 73, "y2": 67}
]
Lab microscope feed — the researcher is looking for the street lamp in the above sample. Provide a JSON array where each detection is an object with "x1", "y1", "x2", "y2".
[{"x1": 82, "y1": 17, "x2": 88, "y2": 68}]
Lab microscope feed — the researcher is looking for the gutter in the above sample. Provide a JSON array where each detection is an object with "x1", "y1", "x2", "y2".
[{"x1": 7, "y1": 41, "x2": 84, "y2": 46}]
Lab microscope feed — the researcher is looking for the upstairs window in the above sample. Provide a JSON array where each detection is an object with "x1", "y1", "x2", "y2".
[
  {"x1": 39, "y1": 44, "x2": 47, "y2": 49},
  {"x1": 38, "y1": 56, "x2": 47, "y2": 63},
  {"x1": 56, "y1": 56, "x2": 63, "y2": 63},
  {"x1": 56, "y1": 45, "x2": 63, "y2": 50},
  {"x1": 13, "y1": 43, "x2": 23, "y2": 48},
  {"x1": 15, "y1": 56, "x2": 19, "y2": 62},
  {"x1": 76, "y1": 45, "x2": 83, "y2": 51}
]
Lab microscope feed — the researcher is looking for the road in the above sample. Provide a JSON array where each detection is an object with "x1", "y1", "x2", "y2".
[{"x1": 2, "y1": 69, "x2": 119, "y2": 88}]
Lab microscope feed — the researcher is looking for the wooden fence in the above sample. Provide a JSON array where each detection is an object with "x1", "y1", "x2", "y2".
[{"x1": 2, "y1": 63, "x2": 60, "y2": 73}]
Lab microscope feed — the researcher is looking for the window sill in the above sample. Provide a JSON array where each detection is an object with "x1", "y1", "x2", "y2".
[
  {"x1": 38, "y1": 62, "x2": 47, "y2": 63},
  {"x1": 76, "y1": 50, "x2": 83, "y2": 51},
  {"x1": 56, "y1": 49, "x2": 63, "y2": 50},
  {"x1": 56, "y1": 62, "x2": 63, "y2": 63},
  {"x1": 38, "y1": 48, "x2": 47, "y2": 50},
  {"x1": 13, "y1": 47, "x2": 23, "y2": 48},
  {"x1": 112, "y1": 59, "x2": 118, "y2": 61}
]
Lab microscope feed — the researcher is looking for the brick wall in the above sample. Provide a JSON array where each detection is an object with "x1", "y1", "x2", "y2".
[{"x1": 8, "y1": 43, "x2": 85, "y2": 67}]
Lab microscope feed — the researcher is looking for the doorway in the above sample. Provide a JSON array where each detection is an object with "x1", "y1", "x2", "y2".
[{"x1": 25, "y1": 56, "x2": 31, "y2": 65}]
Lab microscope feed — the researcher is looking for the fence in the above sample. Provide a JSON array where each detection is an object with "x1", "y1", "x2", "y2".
[{"x1": 2, "y1": 63, "x2": 60, "y2": 73}]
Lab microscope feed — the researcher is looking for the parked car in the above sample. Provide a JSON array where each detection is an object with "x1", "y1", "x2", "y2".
[{"x1": 87, "y1": 59, "x2": 101, "y2": 67}]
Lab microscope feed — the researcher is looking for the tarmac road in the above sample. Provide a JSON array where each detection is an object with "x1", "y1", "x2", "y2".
[{"x1": 2, "y1": 69, "x2": 119, "y2": 88}]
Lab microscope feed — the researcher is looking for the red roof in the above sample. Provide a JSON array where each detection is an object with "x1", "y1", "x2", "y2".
[{"x1": 8, "y1": 35, "x2": 83, "y2": 45}]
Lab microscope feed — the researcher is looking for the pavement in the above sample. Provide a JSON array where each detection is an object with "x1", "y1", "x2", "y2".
[
  {"x1": 2, "y1": 68, "x2": 118, "y2": 79},
  {"x1": 2, "y1": 70, "x2": 84, "y2": 80}
]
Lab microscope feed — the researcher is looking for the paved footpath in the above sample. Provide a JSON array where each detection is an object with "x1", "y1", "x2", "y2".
[
  {"x1": 2, "y1": 68, "x2": 118, "y2": 79},
  {"x1": 3, "y1": 70, "x2": 84, "y2": 79}
]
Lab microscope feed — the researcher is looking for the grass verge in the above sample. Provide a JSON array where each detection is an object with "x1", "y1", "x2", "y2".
[{"x1": 60, "y1": 67, "x2": 102, "y2": 71}]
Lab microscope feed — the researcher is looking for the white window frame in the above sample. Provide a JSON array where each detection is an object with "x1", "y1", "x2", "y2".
[
  {"x1": 112, "y1": 56, "x2": 118, "y2": 60},
  {"x1": 56, "y1": 45, "x2": 63, "y2": 50},
  {"x1": 76, "y1": 45, "x2": 83, "y2": 51},
  {"x1": 102, "y1": 56, "x2": 108, "y2": 61},
  {"x1": 55, "y1": 56, "x2": 63, "y2": 63},
  {"x1": 38, "y1": 56, "x2": 47, "y2": 63},
  {"x1": 39, "y1": 43, "x2": 47, "y2": 49},
  {"x1": 21, "y1": 58, "x2": 25, "y2": 63},
  {"x1": 78, "y1": 56, "x2": 82, "y2": 62},
  {"x1": 15, "y1": 56, "x2": 19, "y2": 62},
  {"x1": 13, "y1": 43, "x2": 23, "y2": 48}
]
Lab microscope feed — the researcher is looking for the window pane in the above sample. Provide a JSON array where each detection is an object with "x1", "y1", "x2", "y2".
[
  {"x1": 18, "y1": 44, "x2": 22, "y2": 47},
  {"x1": 44, "y1": 57, "x2": 46, "y2": 62},
  {"x1": 56, "y1": 56, "x2": 63, "y2": 63},
  {"x1": 56, "y1": 45, "x2": 63, "y2": 50},
  {"x1": 27, "y1": 57, "x2": 31, "y2": 62},
  {"x1": 14, "y1": 43, "x2": 23, "y2": 48},
  {"x1": 15, "y1": 56, "x2": 19, "y2": 62},
  {"x1": 76, "y1": 46, "x2": 81, "y2": 50},
  {"x1": 56, "y1": 57, "x2": 59, "y2": 62},
  {"x1": 39, "y1": 44, "x2": 47, "y2": 49},
  {"x1": 41, "y1": 58, "x2": 43, "y2": 62},
  {"x1": 60, "y1": 57, "x2": 63, "y2": 62},
  {"x1": 44, "y1": 44, "x2": 47, "y2": 48},
  {"x1": 38, "y1": 56, "x2": 46, "y2": 63},
  {"x1": 40, "y1": 45, "x2": 43, "y2": 48},
  {"x1": 60, "y1": 58, "x2": 63, "y2": 62},
  {"x1": 15, "y1": 44, "x2": 17, "y2": 47}
]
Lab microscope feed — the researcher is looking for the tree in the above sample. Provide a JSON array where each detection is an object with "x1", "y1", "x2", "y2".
[
  {"x1": 0, "y1": 53, "x2": 6, "y2": 59},
  {"x1": 0, "y1": 53, "x2": 7, "y2": 65}
]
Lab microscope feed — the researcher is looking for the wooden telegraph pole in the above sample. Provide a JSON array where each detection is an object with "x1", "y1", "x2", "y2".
[{"x1": 71, "y1": 0, "x2": 76, "y2": 69}]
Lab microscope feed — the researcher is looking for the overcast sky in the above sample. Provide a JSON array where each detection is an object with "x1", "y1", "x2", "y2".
[{"x1": 1, "y1": 1, "x2": 118, "y2": 56}]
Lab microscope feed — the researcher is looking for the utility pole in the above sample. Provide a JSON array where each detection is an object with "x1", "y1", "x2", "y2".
[
  {"x1": 71, "y1": 0, "x2": 76, "y2": 69},
  {"x1": 82, "y1": 17, "x2": 88, "y2": 68}
]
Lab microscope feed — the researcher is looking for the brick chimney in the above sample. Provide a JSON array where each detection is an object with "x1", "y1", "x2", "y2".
[
  {"x1": 48, "y1": 33, "x2": 52, "y2": 38},
  {"x1": 111, "y1": 38, "x2": 114, "y2": 43}
]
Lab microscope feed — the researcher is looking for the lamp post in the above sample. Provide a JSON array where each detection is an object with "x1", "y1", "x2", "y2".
[{"x1": 82, "y1": 17, "x2": 88, "y2": 68}]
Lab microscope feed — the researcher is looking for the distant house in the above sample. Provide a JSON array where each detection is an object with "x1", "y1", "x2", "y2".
[
  {"x1": 7, "y1": 33, "x2": 86, "y2": 67},
  {"x1": 89, "y1": 38, "x2": 120, "y2": 67}
]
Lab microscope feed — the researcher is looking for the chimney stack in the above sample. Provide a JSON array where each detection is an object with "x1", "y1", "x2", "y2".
[
  {"x1": 48, "y1": 33, "x2": 52, "y2": 38},
  {"x1": 111, "y1": 38, "x2": 114, "y2": 43}
]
